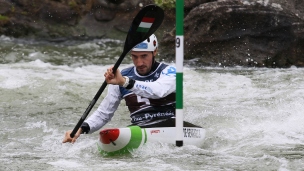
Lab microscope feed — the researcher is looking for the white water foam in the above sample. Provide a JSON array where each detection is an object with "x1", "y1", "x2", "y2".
[{"x1": 1, "y1": 60, "x2": 304, "y2": 170}]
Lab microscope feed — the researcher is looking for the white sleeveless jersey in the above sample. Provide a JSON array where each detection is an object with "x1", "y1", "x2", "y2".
[{"x1": 85, "y1": 63, "x2": 176, "y2": 133}]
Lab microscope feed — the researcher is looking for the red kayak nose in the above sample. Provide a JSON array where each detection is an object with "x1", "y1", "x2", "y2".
[{"x1": 100, "y1": 128, "x2": 120, "y2": 145}]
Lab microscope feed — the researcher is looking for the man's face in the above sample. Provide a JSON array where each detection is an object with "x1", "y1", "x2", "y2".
[{"x1": 131, "y1": 50, "x2": 156, "y2": 75}]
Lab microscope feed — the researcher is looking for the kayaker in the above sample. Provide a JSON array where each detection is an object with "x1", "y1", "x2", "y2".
[{"x1": 63, "y1": 34, "x2": 176, "y2": 143}]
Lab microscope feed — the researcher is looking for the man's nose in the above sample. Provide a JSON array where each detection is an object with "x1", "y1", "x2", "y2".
[{"x1": 135, "y1": 58, "x2": 144, "y2": 65}]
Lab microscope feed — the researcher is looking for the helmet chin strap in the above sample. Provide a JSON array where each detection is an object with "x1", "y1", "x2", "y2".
[
  {"x1": 152, "y1": 51, "x2": 155, "y2": 66},
  {"x1": 150, "y1": 51, "x2": 159, "y2": 73}
]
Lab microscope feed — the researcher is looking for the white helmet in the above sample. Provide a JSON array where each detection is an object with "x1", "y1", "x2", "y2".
[{"x1": 132, "y1": 34, "x2": 158, "y2": 51}]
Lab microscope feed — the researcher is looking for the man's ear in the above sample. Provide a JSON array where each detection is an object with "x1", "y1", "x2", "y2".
[{"x1": 153, "y1": 48, "x2": 158, "y2": 56}]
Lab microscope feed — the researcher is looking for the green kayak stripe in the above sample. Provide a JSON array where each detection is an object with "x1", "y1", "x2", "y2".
[{"x1": 98, "y1": 126, "x2": 144, "y2": 156}]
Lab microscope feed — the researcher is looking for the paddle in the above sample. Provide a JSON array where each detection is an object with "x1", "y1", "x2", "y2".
[{"x1": 70, "y1": 4, "x2": 164, "y2": 138}]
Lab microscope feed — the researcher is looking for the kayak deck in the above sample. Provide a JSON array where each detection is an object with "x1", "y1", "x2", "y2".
[{"x1": 97, "y1": 125, "x2": 206, "y2": 156}]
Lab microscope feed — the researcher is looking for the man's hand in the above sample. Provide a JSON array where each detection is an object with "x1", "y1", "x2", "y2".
[
  {"x1": 104, "y1": 67, "x2": 125, "y2": 86},
  {"x1": 62, "y1": 128, "x2": 82, "y2": 143}
]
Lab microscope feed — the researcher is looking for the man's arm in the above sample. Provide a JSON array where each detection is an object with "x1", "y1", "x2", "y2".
[
  {"x1": 62, "y1": 84, "x2": 121, "y2": 143},
  {"x1": 129, "y1": 66, "x2": 176, "y2": 99},
  {"x1": 84, "y1": 84, "x2": 122, "y2": 133},
  {"x1": 103, "y1": 65, "x2": 176, "y2": 99}
]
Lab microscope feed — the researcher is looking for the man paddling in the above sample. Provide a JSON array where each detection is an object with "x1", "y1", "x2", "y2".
[{"x1": 63, "y1": 34, "x2": 176, "y2": 143}]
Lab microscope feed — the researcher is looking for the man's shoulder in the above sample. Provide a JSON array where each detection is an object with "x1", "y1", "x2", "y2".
[
  {"x1": 160, "y1": 64, "x2": 176, "y2": 76},
  {"x1": 158, "y1": 63, "x2": 176, "y2": 70},
  {"x1": 121, "y1": 66, "x2": 134, "y2": 76}
]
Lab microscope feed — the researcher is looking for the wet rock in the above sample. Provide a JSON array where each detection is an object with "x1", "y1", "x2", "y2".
[
  {"x1": 40, "y1": 1, "x2": 80, "y2": 25},
  {"x1": 184, "y1": 0, "x2": 214, "y2": 9},
  {"x1": 162, "y1": 0, "x2": 304, "y2": 67},
  {"x1": 0, "y1": 0, "x2": 11, "y2": 15},
  {"x1": 94, "y1": 7, "x2": 116, "y2": 21}
]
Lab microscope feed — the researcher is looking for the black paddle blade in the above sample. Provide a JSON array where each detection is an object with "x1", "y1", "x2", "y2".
[{"x1": 124, "y1": 4, "x2": 164, "y2": 53}]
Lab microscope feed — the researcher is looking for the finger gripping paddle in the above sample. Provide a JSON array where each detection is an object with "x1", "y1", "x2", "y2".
[{"x1": 70, "y1": 5, "x2": 164, "y2": 138}]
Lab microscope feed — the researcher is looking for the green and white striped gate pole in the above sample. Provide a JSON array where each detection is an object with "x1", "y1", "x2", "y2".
[{"x1": 175, "y1": 0, "x2": 184, "y2": 147}]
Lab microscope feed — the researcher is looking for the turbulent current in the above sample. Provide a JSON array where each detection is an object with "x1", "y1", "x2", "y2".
[{"x1": 0, "y1": 35, "x2": 304, "y2": 171}]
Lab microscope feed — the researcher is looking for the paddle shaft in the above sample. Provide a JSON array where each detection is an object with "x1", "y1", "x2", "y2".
[{"x1": 70, "y1": 51, "x2": 127, "y2": 138}]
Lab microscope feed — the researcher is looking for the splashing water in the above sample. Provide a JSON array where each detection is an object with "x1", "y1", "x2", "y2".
[{"x1": 1, "y1": 36, "x2": 304, "y2": 170}]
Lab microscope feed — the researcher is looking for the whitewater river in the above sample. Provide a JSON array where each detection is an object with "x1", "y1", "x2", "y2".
[{"x1": 1, "y1": 35, "x2": 304, "y2": 171}]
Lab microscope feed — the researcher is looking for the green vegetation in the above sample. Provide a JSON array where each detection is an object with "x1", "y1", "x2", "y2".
[
  {"x1": 69, "y1": 1, "x2": 77, "y2": 9},
  {"x1": 0, "y1": 15, "x2": 9, "y2": 21},
  {"x1": 0, "y1": 15, "x2": 9, "y2": 26},
  {"x1": 154, "y1": 0, "x2": 176, "y2": 9},
  {"x1": 11, "y1": 5, "x2": 15, "y2": 12},
  {"x1": 21, "y1": 11, "x2": 28, "y2": 15}
]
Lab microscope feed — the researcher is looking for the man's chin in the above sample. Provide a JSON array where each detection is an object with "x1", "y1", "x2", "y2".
[{"x1": 137, "y1": 69, "x2": 148, "y2": 75}]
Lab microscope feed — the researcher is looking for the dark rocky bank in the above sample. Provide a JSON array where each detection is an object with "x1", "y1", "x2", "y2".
[{"x1": 0, "y1": 0, "x2": 304, "y2": 67}]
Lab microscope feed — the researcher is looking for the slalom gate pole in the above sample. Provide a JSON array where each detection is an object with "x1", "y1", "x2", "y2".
[{"x1": 175, "y1": 0, "x2": 184, "y2": 147}]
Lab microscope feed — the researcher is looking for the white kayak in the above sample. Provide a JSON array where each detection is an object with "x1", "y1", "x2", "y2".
[{"x1": 97, "y1": 125, "x2": 206, "y2": 155}]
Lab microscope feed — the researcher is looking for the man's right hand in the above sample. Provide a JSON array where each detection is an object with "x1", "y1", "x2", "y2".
[
  {"x1": 104, "y1": 67, "x2": 125, "y2": 86},
  {"x1": 62, "y1": 128, "x2": 82, "y2": 143}
]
